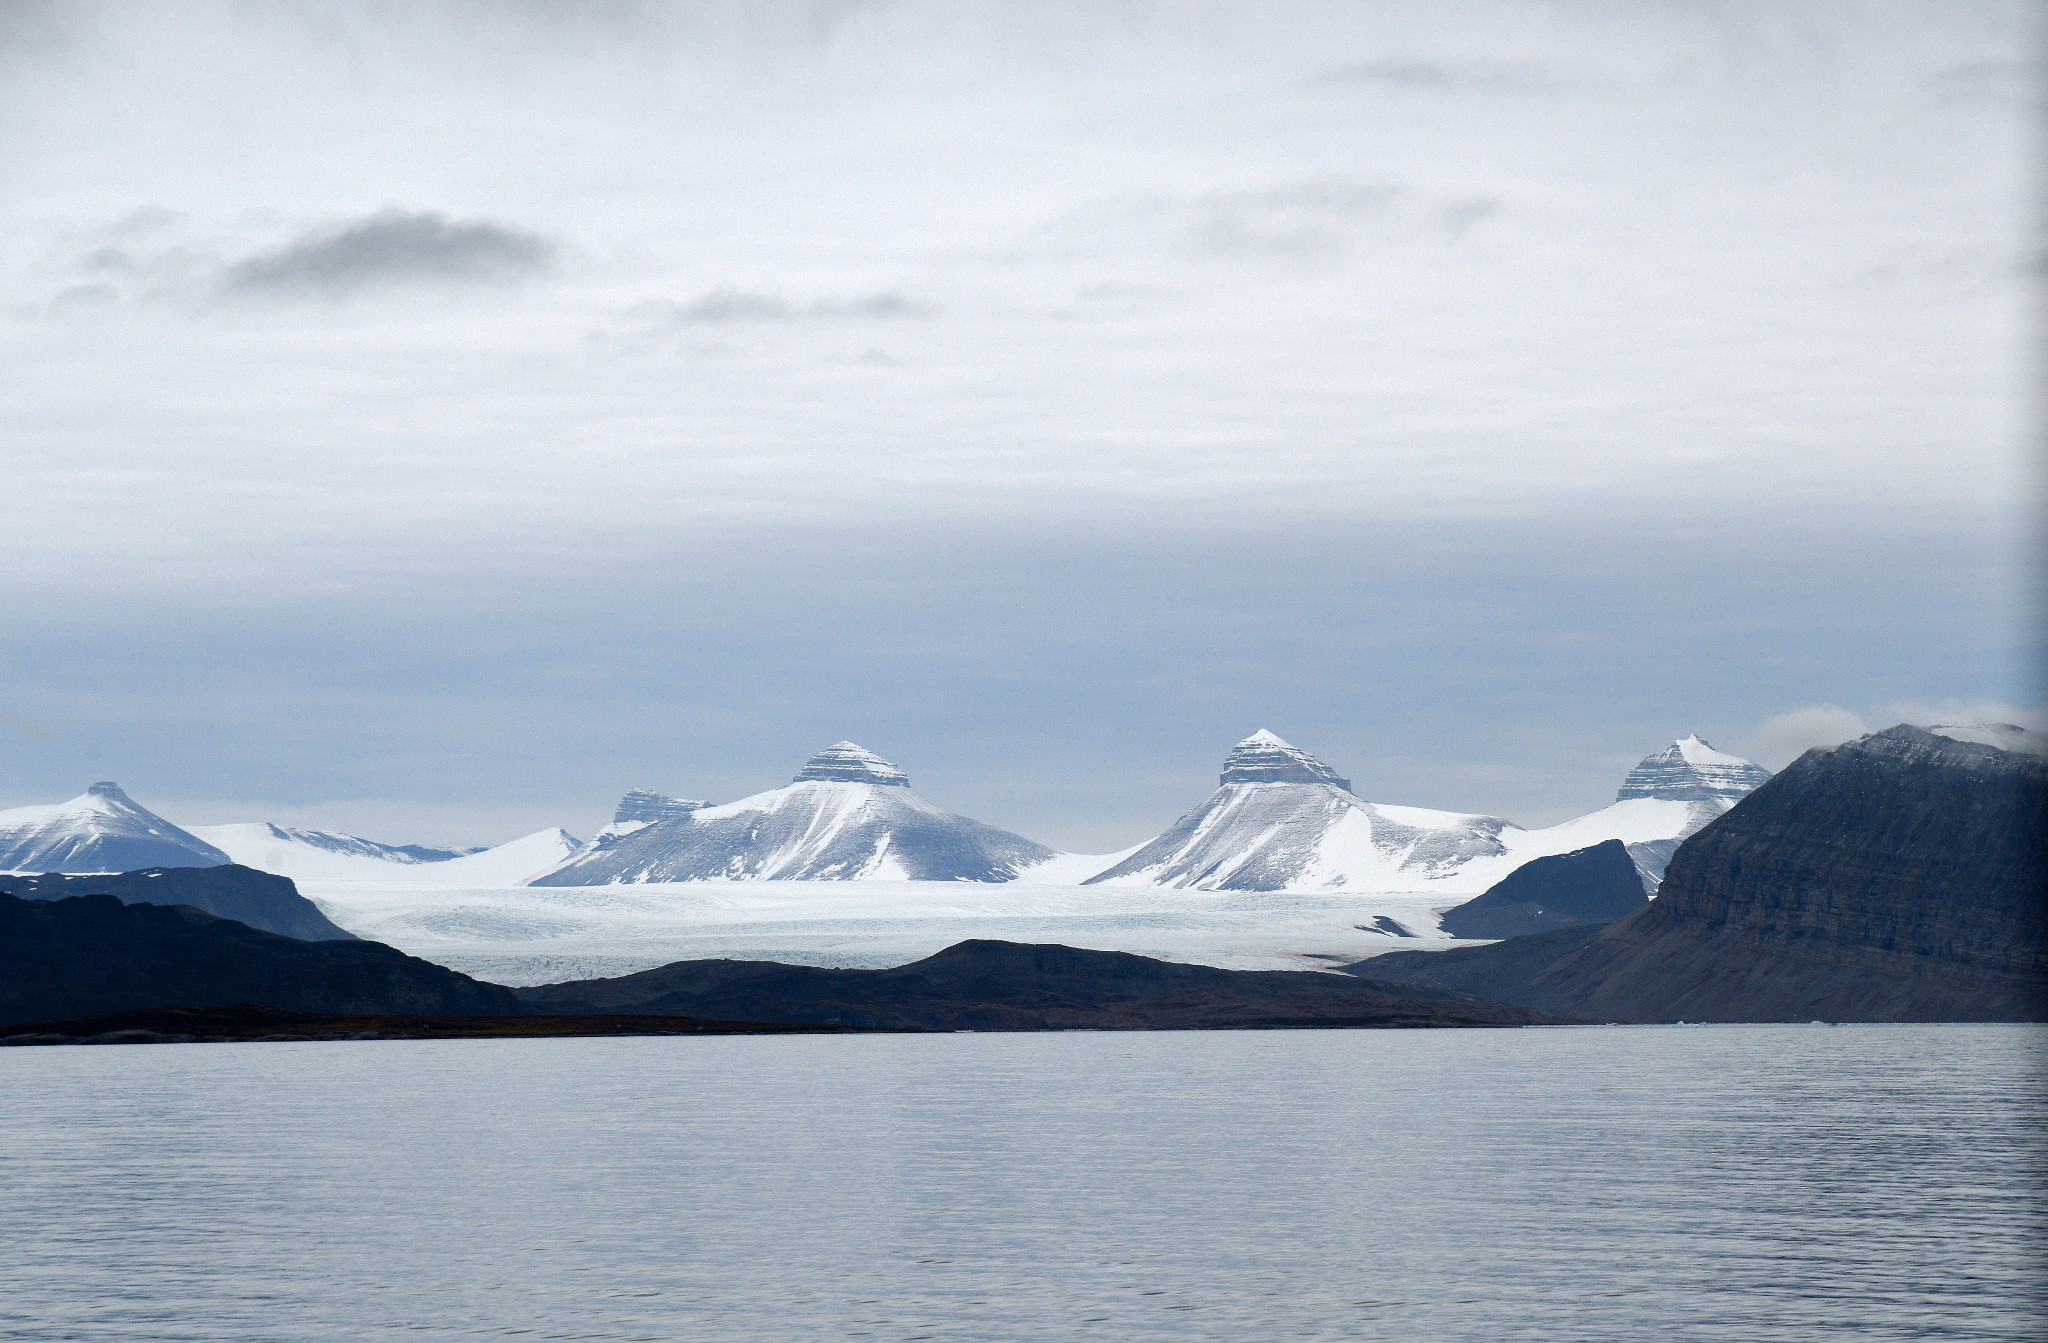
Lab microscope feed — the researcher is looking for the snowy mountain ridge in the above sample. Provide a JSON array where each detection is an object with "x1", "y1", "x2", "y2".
[
  {"x1": 1085, "y1": 731, "x2": 1773, "y2": 895},
  {"x1": 192, "y1": 823, "x2": 582, "y2": 888},
  {"x1": 532, "y1": 743, "x2": 1053, "y2": 885},
  {"x1": 187, "y1": 822, "x2": 466, "y2": 866}
]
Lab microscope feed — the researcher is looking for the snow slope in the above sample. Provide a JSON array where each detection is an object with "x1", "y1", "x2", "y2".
[
  {"x1": 533, "y1": 743, "x2": 1055, "y2": 885},
  {"x1": 0, "y1": 783, "x2": 229, "y2": 874},
  {"x1": 195, "y1": 823, "x2": 581, "y2": 888}
]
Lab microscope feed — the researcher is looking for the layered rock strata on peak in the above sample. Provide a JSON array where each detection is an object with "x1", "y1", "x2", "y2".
[
  {"x1": 1218, "y1": 730, "x2": 1352, "y2": 790},
  {"x1": 1360, "y1": 726, "x2": 2048, "y2": 1022},
  {"x1": 0, "y1": 783, "x2": 229, "y2": 874},
  {"x1": 793, "y1": 742, "x2": 911, "y2": 786},
  {"x1": 613, "y1": 790, "x2": 707, "y2": 825},
  {"x1": 532, "y1": 744, "x2": 1051, "y2": 884},
  {"x1": 1616, "y1": 736, "x2": 1771, "y2": 803},
  {"x1": 1599, "y1": 737, "x2": 1772, "y2": 889}
]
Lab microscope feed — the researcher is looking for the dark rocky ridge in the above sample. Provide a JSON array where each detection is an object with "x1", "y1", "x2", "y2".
[
  {"x1": 1438, "y1": 840, "x2": 1648, "y2": 940},
  {"x1": 515, "y1": 939, "x2": 1560, "y2": 1031},
  {"x1": 0, "y1": 892, "x2": 517, "y2": 1026},
  {"x1": 0, "y1": 865, "x2": 354, "y2": 941},
  {"x1": 1360, "y1": 726, "x2": 2047, "y2": 1022},
  {"x1": 0, "y1": 1004, "x2": 864, "y2": 1044}
]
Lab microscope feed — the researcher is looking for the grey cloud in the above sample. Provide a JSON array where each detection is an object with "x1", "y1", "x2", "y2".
[
  {"x1": 638, "y1": 287, "x2": 937, "y2": 323},
  {"x1": 1317, "y1": 59, "x2": 1568, "y2": 93},
  {"x1": 221, "y1": 211, "x2": 556, "y2": 296},
  {"x1": 1034, "y1": 181, "x2": 1501, "y2": 263},
  {"x1": 1923, "y1": 60, "x2": 2037, "y2": 107}
]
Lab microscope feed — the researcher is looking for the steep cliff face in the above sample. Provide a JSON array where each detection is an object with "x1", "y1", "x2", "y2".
[
  {"x1": 1643, "y1": 727, "x2": 2043, "y2": 982},
  {"x1": 1360, "y1": 726, "x2": 2047, "y2": 1022}
]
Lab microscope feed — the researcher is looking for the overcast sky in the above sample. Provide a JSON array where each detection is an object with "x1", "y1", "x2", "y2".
[{"x1": 2, "y1": 0, "x2": 2039, "y2": 851}]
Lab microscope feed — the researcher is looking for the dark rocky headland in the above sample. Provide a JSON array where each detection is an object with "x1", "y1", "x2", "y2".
[{"x1": 1363, "y1": 726, "x2": 2047, "y2": 1022}]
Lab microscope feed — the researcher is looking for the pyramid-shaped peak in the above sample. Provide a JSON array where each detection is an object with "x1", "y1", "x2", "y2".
[
  {"x1": 794, "y1": 741, "x2": 911, "y2": 787},
  {"x1": 1617, "y1": 737, "x2": 1770, "y2": 802},
  {"x1": 87, "y1": 781, "x2": 130, "y2": 800},
  {"x1": 1219, "y1": 731, "x2": 1351, "y2": 790}
]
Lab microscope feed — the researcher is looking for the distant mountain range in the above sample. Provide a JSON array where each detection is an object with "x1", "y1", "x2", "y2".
[
  {"x1": 0, "y1": 728, "x2": 1914, "y2": 906},
  {"x1": 1, "y1": 721, "x2": 2038, "y2": 1028}
]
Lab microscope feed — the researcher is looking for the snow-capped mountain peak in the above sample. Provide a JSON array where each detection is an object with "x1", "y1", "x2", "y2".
[
  {"x1": 1615, "y1": 737, "x2": 1771, "y2": 803},
  {"x1": 793, "y1": 742, "x2": 910, "y2": 787},
  {"x1": 0, "y1": 782, "x2": 230, "y2": 873},
  {"x1": 533, "y1": 742, "x2": 1047, "y2": 884},
  {"x1": 1087, "y1": 733, "x2": 1505, "y2": 890},
  {"x1": 1218, "y1": 730, "x2": 1353, "y2": 790}
]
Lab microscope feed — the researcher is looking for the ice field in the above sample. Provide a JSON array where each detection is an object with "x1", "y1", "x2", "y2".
[{"x1": 299, "y1": 876, "x2": 1472, "y2": 986}]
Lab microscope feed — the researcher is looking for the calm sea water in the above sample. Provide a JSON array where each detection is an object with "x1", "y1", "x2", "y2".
[{"x1": 3, "y1": 1025, "x2": 2042, "y2": 1341}]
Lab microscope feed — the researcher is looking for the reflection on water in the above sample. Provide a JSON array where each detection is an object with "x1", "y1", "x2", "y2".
[{"x1": 4, "y1": 1025, "x2": 2043, "y2": 1341}]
